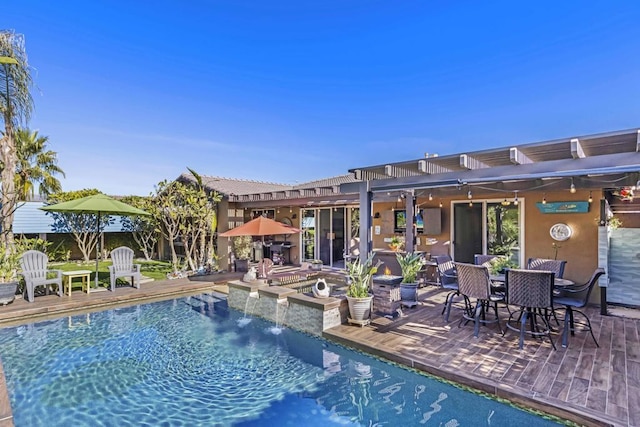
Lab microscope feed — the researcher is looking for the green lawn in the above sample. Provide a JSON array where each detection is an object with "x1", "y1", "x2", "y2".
[{"x1": 52, "y1": 259, "x2": 174, "y2": 285}]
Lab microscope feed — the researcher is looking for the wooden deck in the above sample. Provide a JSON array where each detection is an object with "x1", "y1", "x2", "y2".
[
  {"x1": 0, "y1": 275, "x2": 637, "y2": 426},
  {"x1": 324, "y1": 286, "x2": 639, "y2": 427}
]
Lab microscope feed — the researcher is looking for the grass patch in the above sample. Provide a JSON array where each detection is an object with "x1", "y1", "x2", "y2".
[{"x1": 52, "y1": 259, "x2": 174, "y2": 285}]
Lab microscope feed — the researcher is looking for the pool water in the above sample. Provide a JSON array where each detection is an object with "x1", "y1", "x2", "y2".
[{"x1": 0, "y1": 294, "x2": 562, "y2": 426}]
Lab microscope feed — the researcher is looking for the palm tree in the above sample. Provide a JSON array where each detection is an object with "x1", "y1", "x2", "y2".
[
  {"x1": 14, "y1": 129, "x2": 65, "y2": 200},
  {"x1": 0, "y1": 31, "x2": 34, "y2": 248}
]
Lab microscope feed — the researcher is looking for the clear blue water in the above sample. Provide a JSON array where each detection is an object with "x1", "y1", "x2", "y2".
[{"x1": 0, "y1": 294, "x2": 562, "y2": 426}]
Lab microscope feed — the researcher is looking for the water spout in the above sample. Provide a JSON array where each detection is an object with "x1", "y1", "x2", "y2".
[
  {"x1": 237, "y1": 291, "x2": 259, "y2": 327},
  {"x1": 268, "y1": 299, "x2": 289, "y2": 335}
]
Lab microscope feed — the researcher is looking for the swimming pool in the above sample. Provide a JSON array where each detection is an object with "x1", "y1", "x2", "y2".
[{"x1": 0, "y1": 294, "x2": 562, "y2": 426}]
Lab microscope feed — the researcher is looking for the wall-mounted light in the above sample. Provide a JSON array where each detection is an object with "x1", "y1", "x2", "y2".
[
  {"x1": 588, "y1": 191, "x2": 593, "y2": 203},
  {"x1": 373, "y1": 212, "x2": 381, "y2": 219},
  {"x1": 570, "y1": 178, "x2": 576, "y2": 194}
]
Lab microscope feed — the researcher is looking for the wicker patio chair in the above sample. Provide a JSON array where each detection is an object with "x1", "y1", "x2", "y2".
[
  {"x1": 454, "y1": 262, "x2": 504, "y2": 337},
  {"x1": 527, "y1": 258, "x2": 567, "y2": 278},
  {"x1": 504, "y1": 269, "x2": 556, "y2": 350},
  {"x1": 434, "y1": 255, "x2": 459, "y2": 322},
  {"x1": 554, "y1": 268, "x2": 605, "y2": 348},
  {"x1": 473, "y1": 254, "x2": 498, "y2": 267}
]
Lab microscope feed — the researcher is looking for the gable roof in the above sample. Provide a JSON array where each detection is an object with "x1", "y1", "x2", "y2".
[
  {"x1": 177, "y1": 173, "x2": 290, "y2": 196},
  {"x1": 176, "y1": 172, "x2": 360, "y2": 204}
]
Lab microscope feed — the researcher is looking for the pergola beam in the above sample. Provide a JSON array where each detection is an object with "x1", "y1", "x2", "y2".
[
  {"x1": 417, "y1": 159, "x2": 453, "y2": 174},
  {"x1": 509, "y1": 147, "x2": 533, "y2": 165},
  {"x1": 459, "y1": 154, "x2": 489, "y2": 170},
  {"x1": 571, "y1": 138, "x2": 586, "y2": 159}
]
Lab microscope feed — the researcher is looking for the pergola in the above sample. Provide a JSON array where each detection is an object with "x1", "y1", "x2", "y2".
[{"x1": 342, "y1": 128, "x2": 640, "y2": 257}]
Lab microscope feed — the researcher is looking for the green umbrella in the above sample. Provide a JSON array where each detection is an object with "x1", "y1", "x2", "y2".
[{"x1": 41, "y1": 194, "x2": 151, "y2": 289}]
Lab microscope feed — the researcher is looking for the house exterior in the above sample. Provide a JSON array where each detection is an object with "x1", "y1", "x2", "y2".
[{"x1": 187, "y1": 127, "x2": 640, "y2": 309}]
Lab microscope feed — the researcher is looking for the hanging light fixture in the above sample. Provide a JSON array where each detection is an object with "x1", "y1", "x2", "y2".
[
  {"x1": 428, "y1": 193, "x2": 433, "y2": 201},
  {"x1": 542, "y1": 193, "x2": 547, "y2": 204},
  {"x1": 467, "y1": 190, "x2": 472, "y2": 199},
  {"x1": 588, "y1": 191, "x2": 593, "y2": 203},
  {"x1": 439, "y1": 200, "x2": 443, "y2": 208},
  {"x1": 570, "y1": 178, "x2": 576, "y2": 194},
  {"x1": 501, "y1": 196, "x2": 510, "y2": 206},
  {"x1": 468, "y1": 200, "x2": 473, "y2": 207},
  {"x1": 289, "y1": 207, "x2": 292, "y2": 213},
  {"x1": 513, "y1": 192, "x2": 519, "y2": 206}
]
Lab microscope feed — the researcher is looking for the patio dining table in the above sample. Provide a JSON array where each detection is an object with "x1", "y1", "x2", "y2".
[{"x1": 490, "y1": 274, "x2": 574, "y2": 287}]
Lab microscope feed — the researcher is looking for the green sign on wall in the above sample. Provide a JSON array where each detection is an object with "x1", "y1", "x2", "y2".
[{"x1": 535, "y1": 201, "x2": 590, "y2": 214}]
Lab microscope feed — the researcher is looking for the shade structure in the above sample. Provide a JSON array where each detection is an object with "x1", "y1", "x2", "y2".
[
  {"x1": 219, "y1": 216, "x2": 300, "y2": 237},
  {"x1": 41, "y1": 194, "x2": 151, "y2": 289}
]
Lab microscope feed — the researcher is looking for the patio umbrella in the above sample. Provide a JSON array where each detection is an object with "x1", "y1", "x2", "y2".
[
  {"x1": 41, "y1": 194, "x2": 151, "y2": 289},
  {"x1": 220, "y1": 216, "x2": 301, "y2": 263},
  {"x1": 219, "y1": 216, "x2": 300, "y2": 237}
]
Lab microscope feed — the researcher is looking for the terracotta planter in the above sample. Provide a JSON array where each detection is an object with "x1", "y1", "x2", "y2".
[
  {"x1": 0, "y1": 281, "x2": 18, "y2": 305},
  {"x1": 347, "y1": 295, "x2": 373, "y2": 325}
]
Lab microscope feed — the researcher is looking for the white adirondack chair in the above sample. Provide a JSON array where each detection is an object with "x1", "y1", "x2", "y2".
[
  {"x1": 19, "y1": 250, "x2": 63, "y2": 302},
  {"x1": 108, "y1": 246, "x2": 142, "y2": 292}
]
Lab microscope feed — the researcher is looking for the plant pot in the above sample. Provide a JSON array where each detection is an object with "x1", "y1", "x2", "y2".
[
  {"x1": 235, "y1": 259, "x2": 249, "y2": 273},
  {"x1": 400, "y1": 283, "x2": 418, "y2": 308},
  {"x1": 0, "y1": 281, "x2": 18, "y2": 305},
  {"x1": 347, "y1": 295, "x2": 373, "y2": 326}
]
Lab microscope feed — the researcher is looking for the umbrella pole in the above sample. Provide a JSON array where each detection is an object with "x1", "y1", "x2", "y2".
[{"x1": 95, "y1": 213, "x2": 100, "y2": 289}]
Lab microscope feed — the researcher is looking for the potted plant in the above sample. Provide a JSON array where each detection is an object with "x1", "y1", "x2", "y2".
[
  {"x1": 345, "y1": 254, "x2": 381, "y2": 326},
  {"x1": 396, "y1": 252, "x2": 425, "y2": 307},
  {"x1": 488, "y1": 255, "x2": 517, "y2": 275},
  {"x1": 232, "y1": 236, "x2": 253, "y2": 272},
  {"x1": 388, "y1": 236, "x2": 403, "y2": 252},
  {"x1": 0, "y1": 244, "x2": 21, "y2": 305}
]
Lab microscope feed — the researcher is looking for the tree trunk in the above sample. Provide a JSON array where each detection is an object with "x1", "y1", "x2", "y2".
[{"x1": 0, "y1": 124, "x2": 16, "y2": 249}]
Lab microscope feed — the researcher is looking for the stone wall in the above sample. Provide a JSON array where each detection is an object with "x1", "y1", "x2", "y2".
[{"x1": 227, "y1": 279, "x2": 348, "y2": 336}]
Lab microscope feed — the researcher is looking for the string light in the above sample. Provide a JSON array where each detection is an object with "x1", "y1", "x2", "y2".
[
  {"x1": 469, "y1": 200, "x2": 473, "y2": 207},
  {"x1": 514, "y1": 192, "x2": 519, "y2": 206},
  {"x1": 428, "y1": 193, "x2": 433, "y2": 201},
  {"x1": 542, "y1": 193, "x2": 547, "y2": 204},
  {"x1": 570, "y1": 178, "x2": 576, "y2": 194},
  {"x1": 588, "y1": 191, "x2": 593, "y2": 203},
  {"x1": 467, "y1": 190, "x2": 472, "y2": 199},
  {"x1": 439, "y1": 200, "x2": 443, "y2": 208}
]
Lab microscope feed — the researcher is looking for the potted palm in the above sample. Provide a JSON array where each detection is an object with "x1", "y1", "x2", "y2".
[
  {"x1": 232, "y1": 236, "x2": 253, "y2": 273},
  {"x1": 0, "y1": 244, "x2": 21, "y2": 305},
  {"x1": 396, "y1": 252, "x2": 425, "y2": 307},
  {"x1": 345, "y1": 254, "x2": 381, "y2": 326}
]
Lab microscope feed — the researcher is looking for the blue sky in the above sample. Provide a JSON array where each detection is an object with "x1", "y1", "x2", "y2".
[{"x1": 3, "y1": 1, "x2": 640, "y2": 196}]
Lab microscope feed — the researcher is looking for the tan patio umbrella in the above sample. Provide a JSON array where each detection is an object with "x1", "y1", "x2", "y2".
[{"x1": 41, "y1": 194, "x2": 151, "y2": 289}]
